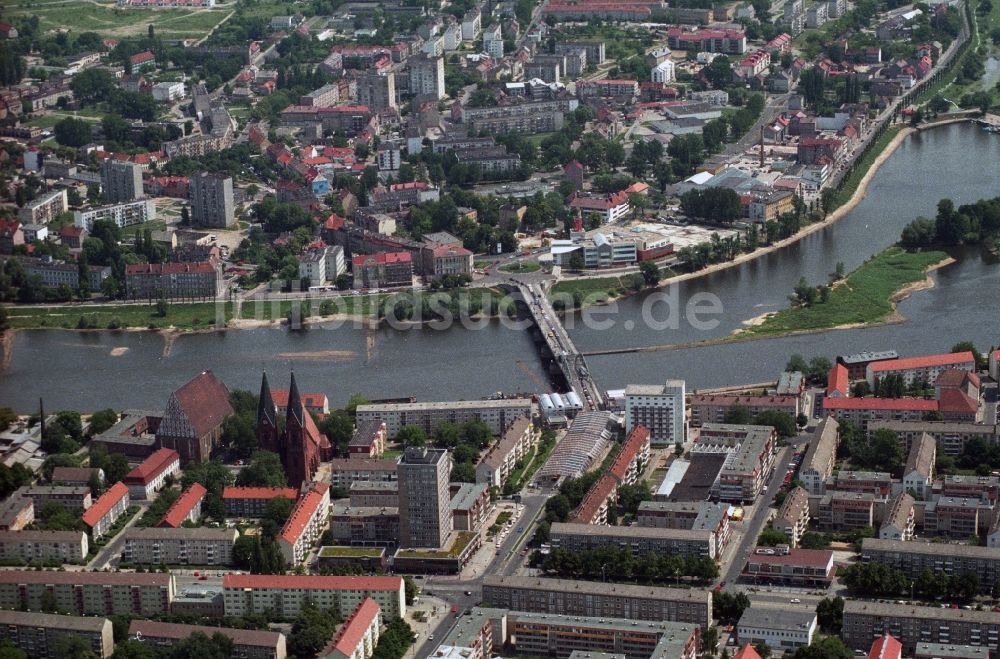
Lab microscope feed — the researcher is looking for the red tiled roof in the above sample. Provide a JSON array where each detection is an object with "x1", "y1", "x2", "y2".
[
  {"x1": 826, "y1": 363, "x2": 849, "y2": 397},
  {"x1": 934, "y1": 368, "x2": 980, "y2": 388},
  {"x1": 129, "y1": 51, "x2": 155, "y2": 64},
  {"x1": 60, "y1": 225, "x2": 84, "y2": 238},
  {"x1": 223, "y1": 487, "x2": 299, "y2": 501},
  {"x1": 353, "y1": 251, "x2": 412, "y2": 266},
  {"x1": 609, "y1": 425, "x2": 648, "y2": 482},
  {"x1": 81, "y1": 482, "x2": 129, "y2": 528},
  {"x1": 222, "y1": 574, "x2": 402, "y2": 591},
  {"x1": 869, "y1": 351, "x2": 975, "y2": 373},
  {"x1": 733, "y1": 645, "x2": 763, "y2": 659},
  {"x1": 431, "y1": 244, "x2": 472, "y2": 258},
  {"x1": 689, "y1": 394, "x2": 798, "y2": 406},
  {"x1": 167, "y1": 371, "x2": 233, "y2": 440},
  {"x1": 324, "y1": 214, "x2": 345, "y2": 230},
  {"x1": 868, "y1": 634, "x2": 902, "y2": 659},
  {"x1": 937, "y1": 388, "x2": 978, "y2": 414},
  {"x1": 271, "y1": 388, "x2": 327, "y2": 410},
  {"x1": 279, "y1": 483, "x2": 329, "y2": 545},
  {"x1": 747, "y1": 548, "x2": 834, "y2": 568},
  {"x1": 823, "y1": 397, "x2": 938, "y2": 411},
  {"x1": 125, "y1": 261, "x2": 216, "y2": 274},
  {"x1": 389, "y1": 181, "x2": 429, "y2": 191},
  {"x1": 159, "y1": 483, "x2": 207, "y2": 528},
  {"x1": 322, "y1": 599, "x2": 381, "y2": 657},
  {"x1": 125, "y1": 448, "x2": 179, "y2": 485},
  {"x1": 0, "y1": 569, "x2": 169, "y2": 587},
  {"x1": 572, "y1": 473, "x2": 617, "y2": 524}
]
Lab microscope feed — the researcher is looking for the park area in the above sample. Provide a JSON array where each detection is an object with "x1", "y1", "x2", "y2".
[{"x1": 6, "y1": 0, "x2": 231, "y2": 39}]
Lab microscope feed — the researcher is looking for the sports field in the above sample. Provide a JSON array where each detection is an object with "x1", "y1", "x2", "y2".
[{"x1": 3, "y1": 0, "x2": 231, "y2": 38}]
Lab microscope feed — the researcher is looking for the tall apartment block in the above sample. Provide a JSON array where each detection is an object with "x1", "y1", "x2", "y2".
[
  {"x1": 398, "y1": 446, "x2": 451, "y2": 549},
  {"x1": 358, "y1": 73, "x2": 397, "y2": 111},
  {"x1": 408, "y1": 54, "x2": 446, "y2": 100},
  {"x1": 625, "y1": 380, "x2": 687, "y2": 445},
  {"x1": 190, "y1": 172, "x2": 235, "y2": 228},
  {"x1": 100, "y1": 159, "x2": 143, "y2": 203}
]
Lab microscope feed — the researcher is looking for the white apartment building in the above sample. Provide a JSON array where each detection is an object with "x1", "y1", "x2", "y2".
[
  {"x1": 122, "y1": 527, "x2": 239, "y2": 566},
  {"x1": 651, "y1": 60, "x2": 676, "y2": 83},
  {"x1": 152, "y1": 81, "x2": 186, "y2": 102},
  {"x1": 223, "y1": 574, "x2": 406, "y2": 619},
  {"x1": 278, "y1": 483, "x2": 331, "y2": 565},
  {"x1": 625, "y1": 381, "x2": 686, "y2": 445},
  {"x1": 0, "y1": 530, "x2": 88, "y2": 563},
  {"x1": 73, "y1": 199, "x2": 156, "y2": 231},
  {"x1": 299, "y1": 246, "x2": 346, "y2": 286}
]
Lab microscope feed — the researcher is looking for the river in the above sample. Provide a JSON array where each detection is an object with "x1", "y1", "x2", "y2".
[{"x1": 1, "y1": 123, "x2": 999, "y2": 411}]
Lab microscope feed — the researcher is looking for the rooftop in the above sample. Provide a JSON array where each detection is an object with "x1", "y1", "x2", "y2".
[
  {"x1": 0, "y1": 610, "x2": 109, "y2": 632},
  {"x1": 322, "y1": 598, "x2": 381, "y2": 657},
  {"x1": 125, "y1": 448, "x2": 179, "y2": 485},
  {"x1": 738, "y1": 605, "x2": 817, "y2": 630},
  {"x1": 81, "y1": 481, "x2": 129, "y2": 527},
  {"x1": 747, "y1": 548, "x2": 834, "y2": 568},
  {"x1": 0, "y1": 569, "x2": 169, "y2": 587},
  {"x1": 482, "y1": 575, "x2": 710, "y2": 603},
  {"x1": 128, "y1": 620, "x2": 283, "y2": 648},
  {"x1": 159, "y1": 483, "x2": 207, "y2": 528},
  {"x1": 869, "y1": 351, "x2": 975, "y2": 372},
  {"x1": 223, "y1": 574, "x2": 402, "y2": 592},
  {"x1": 844, "y1": 598, "x2": 1000, "y2": 623}
]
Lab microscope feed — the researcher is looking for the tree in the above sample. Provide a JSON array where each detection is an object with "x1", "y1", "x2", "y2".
[
  {"x1": 404, "y1": 576, "x2": 419, "y2": 604},
  {"x1": 951, "y1": 341, "x2": 986, "y2": 369},
  {"x1": 263, "y1": 496, "x2": 293, "y2": 533},
  {"x1": 54, "y1": 117, "x2": 93, "y2": 147},
  {"x1": 0, "y1": 639, "x2": 27, "y2": 659},
  {"x1": 724, "y1": 404, "x2": 751, "y2": 425},
  {"x1": 319, "y1": 410, "x2": 354, "y2": 456},
  {"x1": 102, "y1": 453, "x2": 130, "y2": 484},
  {"x1": 170, "y1": 632, "x2": 234, "y2": 659},
  {"x1": 751, "y1": 411, "x2": 797, "y2": 437},
  {"x1": 180, "y1": 206, "x2": 190, "y2": 226},
  {"x1": 221, "y1": 413, "x2": 257, "y2": 458},
  {"x1": 713, "y1": 591, "x2": 751, "y2": 622},
  {"x1": 87, "y1": 409, "x2": 118, "y2": 437},
  {"x1": 786, "y1": 354, "x2": 809, "y2": 373},
  {"x1": 758, "y1": 526, "x2": 789, "y2": 546},
  {"x1": 638, "y1": 261, "x2": 661, "y2": 287},
  {"x1": 289, "y1": 605, "x2": 343, "y2": 658},
  {"x1": 52, "y1": 634, "x2": 99, "y2": 659},
  {"x1": 396, "y1": 425, "x2": 427, "y2": 447},
  {"x1": 236, "y1": 451, "x2": 287, "y2": 487},
  {"x1": 791, "y1": 637, "x2": 852, "y2": 659},
  {"x1": 816, "y1": 596, "x2": 844, "y2": 634}
]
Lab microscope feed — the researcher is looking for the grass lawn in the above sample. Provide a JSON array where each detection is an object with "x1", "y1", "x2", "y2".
[
  {"x1": 6, "y1": 0, "x2": 229, "y2": 38},
  {"x1": 7, "y1": 301, "x2": 232, "y2": 331},
  {"x1": 525, "y1": 132, "x2": 557, "y2": 146},
  {"x1": 549, "y1": 275, "x2": 628, "y2": 302},
  {"x1": 121, "y1": 220, "x2": 167, "y2": 237},
  {"x1": 738, "y1": 246, "x2": 948, "y2": 337},
  {"x1": 499, "y1": 261, "x2": 541, "y2": 273}
]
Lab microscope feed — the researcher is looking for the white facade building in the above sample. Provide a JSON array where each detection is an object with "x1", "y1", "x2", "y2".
[
  {"x1": 74, "y1": 199, "x2": 156, "y2": 231},
  {"x1": 151, "y1": 81, "x2": 186, "y2": 102},
  {"x1": 651, "y1": 60, "x2": 676, "y2": 83},
  {"x1": 625, "y1": 381, "x2": 687, "y2": 445}
]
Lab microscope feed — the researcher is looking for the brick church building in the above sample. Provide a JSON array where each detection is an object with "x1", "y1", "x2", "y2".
[{"x1": 256, "y1": 373, "x2": 332, "y2": 488}]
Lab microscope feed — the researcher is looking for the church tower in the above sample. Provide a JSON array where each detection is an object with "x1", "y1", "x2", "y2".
[{"x1": 255, "y1": 372, "x2": 280, "y2": 455}]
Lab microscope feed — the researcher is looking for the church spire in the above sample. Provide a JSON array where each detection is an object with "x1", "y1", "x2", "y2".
[
  {"x1": 286, "y1": 371, "x2": 304, "y2": 425},
  {"x1": 257, "y1": 371, "x2": 276, "y2": 427}
]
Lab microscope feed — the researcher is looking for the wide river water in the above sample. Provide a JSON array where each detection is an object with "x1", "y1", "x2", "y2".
[{"x1": 1, "y1": 123, "x2": 999, "y2": 411}]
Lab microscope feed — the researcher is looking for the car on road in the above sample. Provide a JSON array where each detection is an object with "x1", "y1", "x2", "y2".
[
  {"x1": 790, "y1": 598, "x2": 801, "y2": 603},
  {"x1": 451, "y1": 606, "x2": 458, "y2": 614},
  {"x1": 464, "y1": 591, "x2": 472, "y2": 596}
]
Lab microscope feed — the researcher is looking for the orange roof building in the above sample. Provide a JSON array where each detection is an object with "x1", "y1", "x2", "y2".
[
  {"x1": 278, "y1": 483, "x2": 331, "y2": 565},
  {"x1": 158, "y1": 483, "x2": 207, "y2": 528},
  {"x1": 320, "y1": 598, "x2": 382, "y2": 659},
  {"x1": 222, "y1": 574, "x2": 405, "y2": 619},
  {"x1": 81, "y1": 482, "x2": 130, "y2": 538}
]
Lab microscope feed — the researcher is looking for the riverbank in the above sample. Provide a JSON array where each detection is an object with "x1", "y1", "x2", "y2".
[
  {"x1": 736, "y1": 246, "x2": 952, "y2": 338},
  {"x1": 554, "y1": 124, "x2": 919, "y2": 309}
]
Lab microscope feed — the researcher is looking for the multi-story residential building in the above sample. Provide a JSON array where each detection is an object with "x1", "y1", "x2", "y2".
[
  {"x1": 823, "y1": 397, "x2": 939, "y2": 433},
  {"x1": 481, "y1": 576, "x2": 712, "y2": 629},
  {"x1": 451, "y1": 483, "x2": 491, "y2": 532},
  {"x1": 773, "y1": 486, "x2": 810, "y2": 547},
  {"x1": 0, "y1": 497, "x2": 33, "y2": 531},
  {"x1": 51, "y1": 467, "x2": 104, "y2": 487},
  {"x1": 408, "y1": 54, "x2": 446, "y2": 99},
  {"x1": 737, "y1": 606, "x2": 816, "y2": 652},
  {"x1": 868, "y1": 420, "x2": 998, "y2": 456},
  {"x1": 223, "y1": 487, "x2": 300, "y2": 518},
  {"x1": 624, "y1": 381, "x2": 686, "y2": 445},
  {"x1": 17, "y1": 190, "x2": 67, "y2": 225},
  {"x1": 861, "y1": 538, "x2": 999, "y2": 592},
  {"x1": 462, "y1": 8, "x2": 482, "y2": 40},
  {"x1": 222, "y1": 574, "x2": 405, "y2": 619},
  {"x1": 81, "y1": 481, "x2": 130, "y2": 539},
  {"x1": 0, "y1": 256, "x2": 110, "y2": 293},
  {"x1": 837, "y1": 350, "x2": 899, "y2": 379},
  {"x1": 356, "y1": 399, "x2": 532, "y2": 437},
  {"x1": 329, "y1": 459, "x2": 398, "y2": 490},
  {"x1": 812, "y1": 490, "x2": 876, "y2": 530},
  {"x1": 151, "y1": 81, "x2": 186, "y2": 102},
  {"x1": 867, "y1": 352, "x2": 976, "y2": 387},
  {"x1": 549, "y1": 522, "x2": 717, "y2": 559},
  {"x1": 352, "y1": 252, "x2": 414, "y2": 289},
  {"x1": 100, "y1": 159, "x2": 143, "y2": 203},
  {"x1": 665, "y1": 27, "x2": 746, "y2": 54},
  {"x1": 299, "y1": 83, "x2": 340, "y2": 107},
  {"x1": 609, "y1": 425, "x2": 651, "y2": 487},
  {"x1": 688, "y1": 394, "x2": 799, "y2": 426},
  {"x1": 636, "y1": 501, "x2": 731, "y2": 557},
  {"x1": 567, "y1": 192, "x2": 632, "y2": 225},
  {"x1": 278, "y1": 483, "x2": 331, "y2": 565},
  {"x1": 509, "y1": 612, "x2": 699, "y2": 659},
  {"x1": 456, "y1": 100, "x2": 573, "y2": 135},
  {"x1": 357, "y1": 73, "x2": 397, "y2": 111},
  {"x1": 125, "y1": 260, "x2": 222, "y2": 301},
  {"x1": 0, "y1": 570, "x2": 173, "y2": 616},
  {"x1": 0, "y1": 611, "x2": 113, "y2": 659},
  {"x1": 651, "y1": 59, "x2": 676, "y2": 83},
  {"x1": 842, "y1": 600, "x2": 1000, "y2": 654},
  {"x1": 0, "y1": 530, "x2": 88, "y2": 563},
  {"x1": 826, "y1": 470, "x2": 893, "y2": 495},
  {"x1": 190, "y1": 173, "x2": 235, "y2": 228},
  {"x1": 935, "y1": 475, "x2": 1000, "y2": 503},
  {"x1": 349, "y1": 420, "x2": 388, "y2": 458},
  {"x1": 799, "y1": 417, "x2": 839, "y2": 494},
  {"x1": 903, "y1": 432, "x2": 936, "y2": 499},
  {"x1": 124, "y1": 448, "x2": 180, "y2": 500},
  {"x1": 879, "y1": 492, "x2": 916, "y2": 540},
  {"x1": 15, "y1": 485, "x2": 92, "y2": 511},
  {"x1": 475, "y1": 417, "x2": 535, "y2": 488},
  {"x1": 349, "y1": 481, "x2": 398, "y2": 508},
  {"x1": 127, "y1": 621, "x2": 286, "y2": 659},
  {"x1": 697, "y1": 424, "x2": 776, "y2": 503},
  {"x1": 122, "y1": 527, "x2": 238, "y2": 565},
  {"x1": 398, "y1": 446, "x2": 451, "y2": 549},
  {"x1": 422, "y1": 243, "x2": 473, "y2": 279},
  {"x1": 329, "y1": 505, "x2": 399, "y2": 545},
  {"x1": 73, "y1": 198, "x2": 156, "y2": 231},
  {"x1": 744, "y1": 548, "x2": 835, "y2": 587},
  {"x1": 922, "y1": 497, "x2": 984, "y2": 537},
  {"x1": 320, "y1": 598, "x2": 381, "y2": 659},
  {"x1": 556, "y1": 41, "x2": 606, "y2": 65},
  {"x1": 299, "y1": 245, "x2": 345, "y2": 286},
  {"x1": 159, "y1": 483, "x2": 207, "y2": 528},
  {"x1": 577, "y1": 79, "x2": 640, "y2": 100}
]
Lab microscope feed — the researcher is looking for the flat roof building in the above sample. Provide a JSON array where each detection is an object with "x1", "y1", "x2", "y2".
[
  {"x1": 223, "y1": 574, "x2": 405, "y2": 620},
  {"x1": 356, "y1": 399, "x2": 532, "y2": 437},
  {"x1": 0, "y1": 610, "x2": 113, "y2": 659},
  {"x1": 842, "y1": 600, "x2": 1000, "y2": 654},
  {"x1": 737, "y1": 606, "x2": 817, "y2": 652},
  {"x1": 127, "y1": 620, "x2": 286, "y2": 659}
]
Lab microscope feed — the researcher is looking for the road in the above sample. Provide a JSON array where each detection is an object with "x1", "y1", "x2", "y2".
[
  {"x1": 719, "y1": 444, "x2": 792, "y2": 588},
  {"x1": 87, "y1": 503, "x2": 148, "y2": 570}
]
